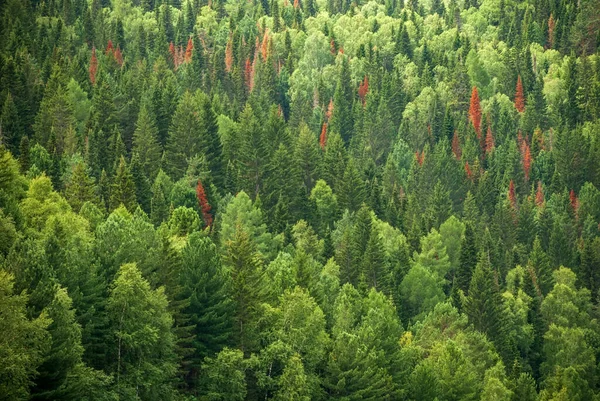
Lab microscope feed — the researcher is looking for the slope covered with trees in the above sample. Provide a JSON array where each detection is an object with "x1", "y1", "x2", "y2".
[{"x1": 1, "y1": 0, "x2": 600, "y2": 399}]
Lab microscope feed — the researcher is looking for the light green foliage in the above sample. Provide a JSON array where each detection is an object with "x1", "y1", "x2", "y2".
[
  {"x1": 0, "y1": 270, "x2": 50, "y2": 400},
  {"x1": 439, "y1": 215, "x2": 464, "y2": 271},
  {"x1": 106, "y1": 263, "x2": 177, "y2": 400},
  {"x1": 219, "y1": 191, "x2": 281, "y2": 261},
  {"x1": 201, "y1": 348, "x2": 247, "y2": 401}
]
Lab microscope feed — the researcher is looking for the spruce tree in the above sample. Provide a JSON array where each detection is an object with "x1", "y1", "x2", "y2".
[
  {"x1": 109, "y1": 156, "x2": 137, "y2": 212},
  {"x1": 132, "y1": 104, "x2": 162, "y2": 182}
]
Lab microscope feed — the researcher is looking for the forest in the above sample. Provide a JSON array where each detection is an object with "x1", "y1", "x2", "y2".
[{"x1": 1, "y1": 0, "x2": 600, "y2": 399}]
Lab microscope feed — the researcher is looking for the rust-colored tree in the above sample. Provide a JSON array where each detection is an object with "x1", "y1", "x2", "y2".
[
  {"x1": 196, "y1": 180, "x2": 213, "y2": 228},
  {"x1": 185, "y1": 37, "x2": 194, "y2": 63},
  {"x1": 260, "y1": 30, "x2": 270, "y2": 61},
  {"x1": 415, "y1": 151, "x2": 425, "y2": 166},
  {"x1": 225, "y1": 35, "x2": 233, "y2": 73},
  {"x1": 548, "y1": 14, "x2": 556, "y2": 49},
  {"x1": 358, "y1": 75, "x2": 369, "y2": 105},
  {"x1": 522, "y1": 142, "x2": 531, "y2": 181},
  {"x1": 535, "y1": 181, "x2": 544, "y2": 206},
  {"x1": 452, "y1": 131, "x2": 462, "y2": 159},
  {"x1": 484, "y1": 123, "x2": 495, "y2": 156},
  {"x1": 169, "y1": 41, "x2": 176, "y2": 64},
  {"x1": 114, "y1": 45, "x2": 123, "y2": 67},
  {"x1": 515, "y1": 75, "x2": 525, "y2": 113},
  {"x1": 320, "y1": 122, "x2": 327, "y2": 150},
  {"x1": 570, "y1": 189, "x2": 579, "y2": 215},
  {"x1": 508, "y1": 179, "x2": 517, "y2": 209},
  {"x1": 465, "y1": 161, "x2": 473, "y2": 180},
  {"x1": 105, "y1": 39, "x2": 114, "y2": 56},
  {"x1": 326, "y1": 99, "x2": 334, "y2": 121},
  {"x1": 469, "y1": 86, "x2": 482, "y2": 137},
  {"x1": 89, "y1": 47, "x2": 98, "y2": 85}
]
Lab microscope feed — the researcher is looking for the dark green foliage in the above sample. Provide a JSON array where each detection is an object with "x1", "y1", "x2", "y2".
[{"x1": 2, "y1": 0, "x2": 600, "y2": 398}]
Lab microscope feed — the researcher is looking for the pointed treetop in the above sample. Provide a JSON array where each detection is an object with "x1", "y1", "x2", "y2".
[
  {"x1": 535, "y1": 181, "x2": 544, "y2": 206},
  {"x1": 484, "y1": 122, "x2": 495, "y2": 156},
  {"x1": 326, "y1": 99, "x2": 334, "y2": 121},
  {"x1": 196, "y1": 179, "x2": 213, "y2": 228},
  {"x1": 358, "y1": 75, "x2": 369, "y2": 105},
  {"x1": 515, "y1": 75, "x2": 525, "y2": 113},
  {"x1": 508, "y1": 180, "x2": 517, "y2": 209},
  {"x1": 185, "y1": 37, "x2": 194, "y2": 63},
  {"x1": 521, "y1": 142, "x2": 531, "y2": 181},
  {"x1": 106, "y1": 39, "x2": 114, "y2": 55},
  {"x1": 114, "y1": 46, "x2": 123, "y2": 67},
  {"x1": 320, "y1": 122, "x2": 327, "y2": 150},
  {"x1": 89, "y1": 47, "x2": 98, "y2": 85},
  {"x1": 452, "y1": 131, "x2": 461, "y2": 159},
  {"x1": 469, "y1": 86, "x2": 482, "y2": 137}
]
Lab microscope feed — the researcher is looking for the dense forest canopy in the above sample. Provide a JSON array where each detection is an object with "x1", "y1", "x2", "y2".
[{"x1": 1, "y1": 0, "x2": 600, "y2": 399}]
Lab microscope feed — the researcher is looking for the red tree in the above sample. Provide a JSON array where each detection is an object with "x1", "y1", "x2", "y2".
[
  {"x1": 515, "y1": 75, "x2": 525, "y2": 113},
  {"x1": 185, "y1": 37, "x2": 194, "y2": 63},
  {"x1": 225, "y1": 37, "x2": 233, "y2": 73},
  {"x1": 570, "y1": 189, "x2": 579, "y2": 214},
  {"x1": 114, "y1": 45, "x2": 123, "y2": 67},
  {"x1": 168, "y1": 41, "x2": 176, "y2": 64},
  {"x1": 452, "y1": 131, "x2": 462, "y2": 159},
  {"x1": 358, "y1": 75, "x2": 369, "y2": 105},
  {"x1": 320, "y1": 122, "x2": 328, "y2": 150},
  {"x1": 261, "y1": 30, "x2": 270, "y2": 61},
  {"x1": 196, "y1": 180, "x2": 213, "y2": 228},
  {"x1": 548, "y1": 14, "x2": 556, "y2": 49},
  {"x1": 326, "y1": 99, "x2": 334, "y2": 121},
  {"x1": 293, "y1": 0, "x2": 299, "y2": 8},
  {"x1": 105, "y1": 39, "x2": 114, "y2": 56},
  {"x1": 469, "y1": 86, "x2": 482, "y2": 137},
  {"x1": 522, "y1": 142, "x2": 531, "y2": 181},
  {"x1": 508, "y1": 179, "x2": 517, "y2": 209},
  {"x1": 464, "y1": 161, "x2": 473, "y2": 180},
  {"x1": 415, "y1": 151, "x2": 425, "y2": 166},
  {"x1": 535, "y1": 181, "x2": 544, "y2": 206},
  {"x1": 89, "y1": 47, "x2": 98, "y2": 85},
  {"x1": 484, "y1": 123, "x2": 495, "y2": 156}
]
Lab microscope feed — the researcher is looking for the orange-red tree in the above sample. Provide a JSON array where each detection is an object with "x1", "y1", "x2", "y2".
[
  {"x1": 452, "y1": 131, "x2": 462, "y2": 159},
  {"x1": 358, "y1": 75, "x2": 369, "y2": 105},
  {"x1": 320, "y1": 122, "x2": 327, "y2": 149},
  {"x1": 522, "y1": 142, "x2": 531, "y2": 181},
  {"x1": 469, "y1": 86, "x2": 482, "y2": 137},
  {"x1": 185, "y1": 37, "x2": 194, "y2": 63},
  {"x1": 89, "y1": 47, "x2": 98, "y2": 85},
  {"x1": 535, "y1": 181, "x2": 544, "y2": 206},
  {"x1": 196, "y1": 180, "x2": 213, "y2": 228},
  {"x1": 484, "y1": 124, "x2": 495, "y2": 156},
  {"x1": 515, "y1": 75, "x2": 525, "y2": 113},
  {"x1": 508, "y1": 180, "x2": 517, "y2": 209}
]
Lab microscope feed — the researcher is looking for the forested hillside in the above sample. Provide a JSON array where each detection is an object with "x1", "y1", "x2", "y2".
[{"x1": 1, "y1": 0, "x2": 600, "y2": 399}]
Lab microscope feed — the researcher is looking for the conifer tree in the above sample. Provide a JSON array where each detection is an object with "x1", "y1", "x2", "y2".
[
  {"x1": 468, "y1": 86, "x2": 482, "y2": 137},
  {"x1": 338, "y1": 158, "x2": 366, "y2": 212},
  {"x1": 222, "y1": 226, "x2": 265, "y2": 353},
  {"x1": 330, "y1": 56, "x2": 354, "y2": 144},
  {"x1": 180, "y1": 233, "x2": 234, "y2": 386},
  {"x1": 109, "y1": 156, "x2": 137, "y2": 212},
  {"x1": 515, "y1": 75, "x2": 525, "y2": 113},
  {"x1": 132, "y1": 104, "x2": 162, "y2": 182}
]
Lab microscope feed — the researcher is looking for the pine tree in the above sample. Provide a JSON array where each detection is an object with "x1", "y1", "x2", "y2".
[
  {"x1": 31, "y1": 288, "x2": 84, "y2": 400},
  {"x1": 132, "y1": 104, "x2": 162, "y2": 182},
  {"x1": 130, "y1": 153, "x2": 152, "y2": 213},
  {"x1": 165, "y1": 91, "x2": 202, "y2": 179},
  {"x1": 180, "y1": 233, "x2": 234, "y2": 387},
  {"x1": 330, "y1": 56, "x2": 354, "y2": 144},
  {"x1": 109, "y1": 156, "x2": 137, "y2": 212},
  {"x1": 64, "y1": 161, "x2": 97, "y2": 212},
  {"x1": 456, "y1": 223, "x2": 477, "y2": 294},
  {"x1": 222, "y1": 226, "x2": 265, "y2": 353},
  {"x1": 89, "y1": 47, "x2": 98, "y2": 86},
  {"x1": 337, "y1": 157, "x2": 366, "y2": 212},
  {"x1": 200, "y1": 95, "x2": 224, "y2": 190}
]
